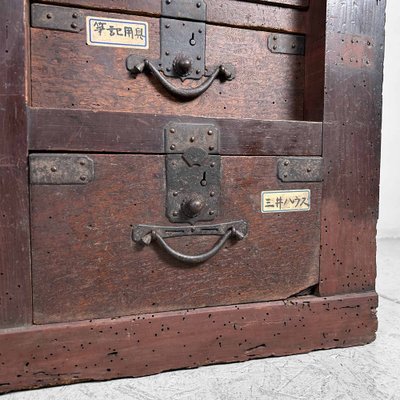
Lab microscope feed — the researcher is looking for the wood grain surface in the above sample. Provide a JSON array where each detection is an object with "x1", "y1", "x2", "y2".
[
  {"x1": 28, "y1": 108, "x2": 323, "y2": 155},
  {"x1": 0, "y1": 0, "x2": 32, "y2": 328},
  {"x1": 318, "y1": 0, "x2": 386, "y2": 296},
  {"x1": 37, "y1": 0, "x2": 308, "y2": 32},
  {"x1": 30, "y1": 9, "x2": 305, "y2": 120},
  {"x1": 0, "y1": 292, "x2": 378, "y2": 394},
  {"x1": 31, "y1": 155, "x2": 321, "y2": 323}
]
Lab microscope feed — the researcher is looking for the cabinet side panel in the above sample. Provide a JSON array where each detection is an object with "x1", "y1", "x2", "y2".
[
  {"x1": 319, "y1": 0, "x2": 386, "y2": 295},
  {"x1": 0, "y1": 0, "x2": 32, "y2": 327}
]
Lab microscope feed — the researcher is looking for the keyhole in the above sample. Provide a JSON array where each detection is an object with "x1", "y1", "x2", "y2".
[
  {"x1": 200, "y1": 171, "x2": 207, "y2": 186},
  {"x1": 189, "y1": 33, "x2": 196, "y2": 46}
]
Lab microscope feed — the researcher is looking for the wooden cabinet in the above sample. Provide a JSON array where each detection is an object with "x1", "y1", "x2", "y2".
[{"x1": 0, "y1": 0, "x2": 385, "y2": 393}]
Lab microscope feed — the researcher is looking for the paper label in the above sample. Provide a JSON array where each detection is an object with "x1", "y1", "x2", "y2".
[
  {"x1": 86, "y1": 16, "x2": 149, "y2": 49},
  {"x1": 261, "y1": 190, "x2": 311, "y2": 213}
]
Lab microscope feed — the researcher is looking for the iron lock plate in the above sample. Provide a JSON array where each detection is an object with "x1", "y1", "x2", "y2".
[
  {"x1": 160, "y1": 18, "x2": 206, "y2": 80},
  {"x1": 165, "y1": 122, "x2": 221, "y2": 224},
  {"x1": 159, "y1": 0, "x2": 207, "y2": 80}
]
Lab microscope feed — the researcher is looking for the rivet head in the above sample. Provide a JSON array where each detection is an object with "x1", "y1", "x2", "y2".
[
  {"x1": 196, "y1": 2, "x2": 201, "y2": 7},
  {"x1": 283, "y1": 173, "x2": 288, "y2": 178},
  {"x1": 71, "y1": 22, "x2": 78, "y2": 29},
  {"x1": 207, "y1": 130, "x2": 213, "y2": 135},
  {"x1": 72, "y1": 12, "x2": 79, "y2": 19},
  {"x1": 170, "y1": 144, "x2": 176, "y2": 150},
  {"x1": 273, "y1": 45, "x2": 277, "y2": 50},
  {"x1": 165, "y1": 24, "x2": 170, "y2": 29},
  {"x1": 46, "y1": 13, "x2": 52, "y2": 19},
  {"x1": 210, "y1": 162, "x2": 215, "y2": 167},
  {"x1": 172, "y1": 211, "x2": 178, "y2": 217},
  {"x1": 307, "y1": 167, "x2": 312, "y2": 173},
  {"x1": 80, "y1": 175, "x2": 86, "y2": 181},
  {"x1": 170, "y1": 128, "x2": 175, "y2": 133},
  {"x1": 190, "y1": 136, "x2": 195, "y2": 142},
  {"x1": 173, "y1": 191, "x2": 178, "y2": 197},
  {"x1": 197, "y1": 56, "x2": 202, "y2": 60},
  {"x1": 166, "y1": 0, "x2": 171, "y2": 4},
  {"x1": 209, "y1": 210, "x2": 215, "y2": 216},
  {"x1": 284, "y1": 160, "x2": 290, "y2": 166},
  {"x1": 80, "y1": 159, "x2": 86, "y2": 166},
  {"x1": 210, "y1": 191, "x2": 215, "y2": 197},
  {"x1": 50, "y1": 166, "x2": 57, "y2": 172},
  {"x1": 209, "y1": 146, "x2": 215, "y2": 151}
]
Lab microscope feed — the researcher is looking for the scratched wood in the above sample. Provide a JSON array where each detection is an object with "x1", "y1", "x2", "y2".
[
  {"x1": 30, "y1": 10, "x2": 305, "y2": 120},
  {"x1": 37, "y1": 0, "x2": 308, "y2": 32},
  {"x1": 318, "y1": 0, "x2": 386, "y2": 295},
  {"x1": 31, "y1": 155, "x2": 321, "y2": 324},
  {"x1": 0, "y1": 0, "x2": 32, "y2": 328},
  {"x1": 0, "y1": 292, "x2": 377, "y2": 394},
  {"x1": 28, "y1": 108, "x2": 323, "y2": 155}
]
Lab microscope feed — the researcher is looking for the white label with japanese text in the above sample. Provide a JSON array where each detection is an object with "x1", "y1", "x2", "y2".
[
  {"x1": 261, "y1": 190, "x2": 311, "y2": 213},
  {"x1": 86, "y1": 17, "x2": 149, "y2": 49}
]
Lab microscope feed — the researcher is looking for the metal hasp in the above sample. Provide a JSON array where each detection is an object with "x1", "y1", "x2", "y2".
[
  {"x1": 30, "y1": 154, "x2": 94, "y2": 185},
  {"x1": 277, "y1": 157, "x2": 323, "y2": 182},
  {"x1": 31, "y1": 4, "x2": 84, "y2": 33},
  {"x1": 125, "y1": 0, "x2": 236, "y2": 99},
  {"x1": 165, "y1": 122, "x2": 221, "y2": 224},
  {"x1": 268, "y1": 33, "x2": 305, "y2": 56}
]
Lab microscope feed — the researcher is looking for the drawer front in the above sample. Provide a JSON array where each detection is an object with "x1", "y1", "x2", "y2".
[
  {"x1": 30, "y1": 6, "x2": 306, "y2": 121},
  {"x1": 31, "y1": 155, "x2": 321, "y2": 324}
]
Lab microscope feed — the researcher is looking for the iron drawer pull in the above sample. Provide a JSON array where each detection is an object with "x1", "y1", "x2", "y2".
[
  {"x1": 154, "y1": 229, "x2": 232, "y2": 264},
  {"x1": 133, "y1": 221, "x2": 248, "y2": 264},
  {"x1": 126, "y1": 57, "x2": 236, "y2": 100}
]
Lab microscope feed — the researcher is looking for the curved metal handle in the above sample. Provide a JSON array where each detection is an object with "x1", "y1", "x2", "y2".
[
  {"x1": 126, "y1": 56, "x2": 235, "y2": 100},
  {"x1": 154, "y1": 228, "x2": 233, "y2": 264},
  {"x1": 133, "y1": 221, "x2": 248, "y2": 265}
]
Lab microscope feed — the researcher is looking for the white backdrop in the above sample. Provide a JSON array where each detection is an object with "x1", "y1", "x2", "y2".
[{"x1": 378, "y1": 0, "x2": 400, "y2": 238}]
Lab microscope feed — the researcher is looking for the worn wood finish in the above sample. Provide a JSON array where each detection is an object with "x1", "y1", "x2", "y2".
[
  {"x1": 244, "y1": 0, "x2": 309, "y2": 9},
  {"x1": 0, "y1": 292, "x2": 377, "y2": 394},
  {"x1": 38, "y1": 0, "x2": 308, "y2": 32},
  {"x1": 31, "y1": 155, "x2": 321, "y2": 324},
  {"x1": 318, "y1": 0, "x2": 386, "y2": 296},
  {"x1": 28, "y1": 108, "x2": 323, "y2": 155},
  {"x1": 30, "y1": 10, "x2": 305, "y2": 121},
  {"x1": 303, "y1": 0, "x2": 326, "y2": 121},
  {"x1": 0, "y1": 0, "x2": 32, "y2": 328}
]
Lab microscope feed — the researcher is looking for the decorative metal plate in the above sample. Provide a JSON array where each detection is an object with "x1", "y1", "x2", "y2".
[
  {"x1": 268, "y1": 33, "x2": 305, "y2": 56},
  {"x1": 31, "y1": 4, "x2": 84, "y2": 33},
  {"x1": 30, "y1": 154, "x2": 94, "y2": 185},
  {"x1": 277, "y1": 157, "x2": 323, "y2": 182}
]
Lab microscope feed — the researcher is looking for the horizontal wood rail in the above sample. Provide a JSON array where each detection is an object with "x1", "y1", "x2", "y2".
[{"x1": 28, "y1": 108, "x2": 322, "y2": 156}]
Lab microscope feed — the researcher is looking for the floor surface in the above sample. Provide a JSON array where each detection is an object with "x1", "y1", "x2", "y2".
[{"x1": 3, "y1": 239, "x2": 400, "y2": 400}]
